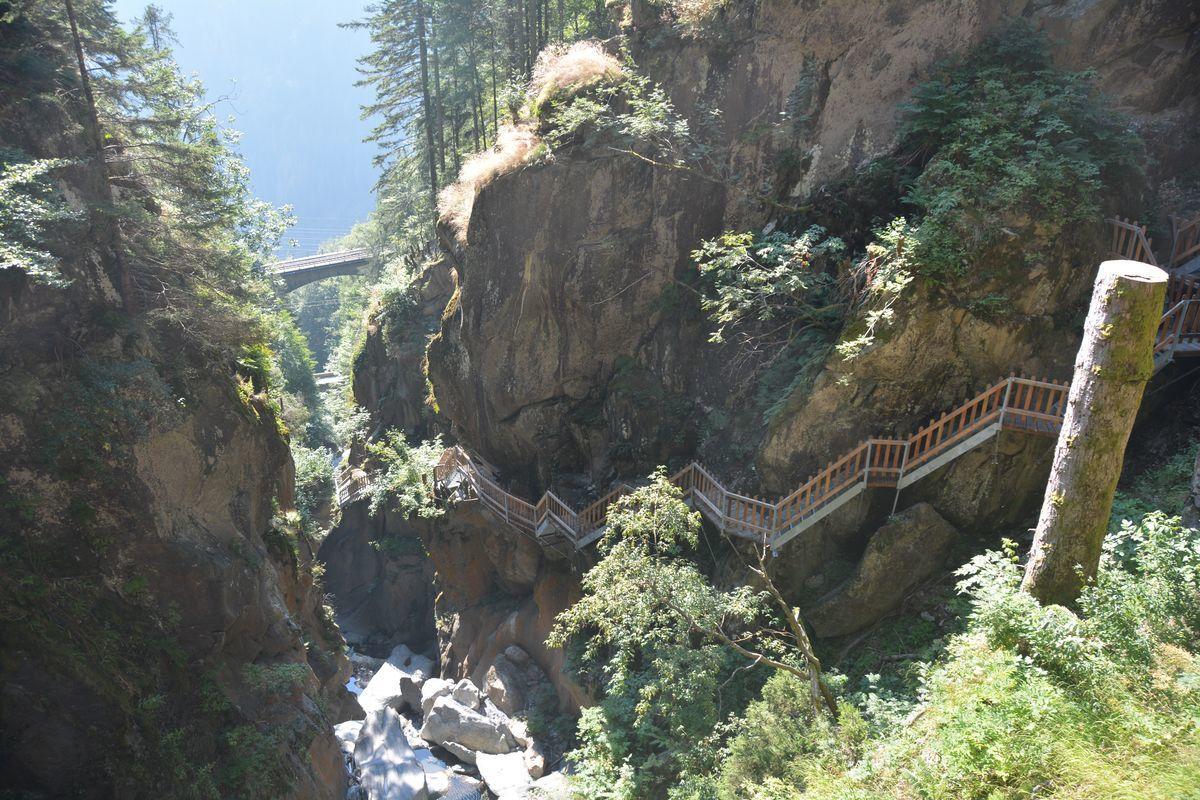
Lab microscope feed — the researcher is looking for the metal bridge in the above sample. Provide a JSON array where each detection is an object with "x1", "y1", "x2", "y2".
[{"x1": 267, "y1": 248, "x2": 372, "y2": 292}]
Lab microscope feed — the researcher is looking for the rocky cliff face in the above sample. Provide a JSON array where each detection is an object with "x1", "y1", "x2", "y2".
[
  {"x1": 0, "y1": 95, "x2": 353, "y2": 795},
  {"x1": 0, "y1": 294, "x2": 354, "y2": 797},
  {"x1": 421, "y1": 0, "x2": 1197, "y2": 501},
  {"x1": 416, "y1": 506, "x2": 587, "y2": 713},
  {"x1": 427, "y1": 151, "x2": 723, "y2": 492},
  {"x1": 344, "y1": 0, "x2": 1198, "y2": 669}
]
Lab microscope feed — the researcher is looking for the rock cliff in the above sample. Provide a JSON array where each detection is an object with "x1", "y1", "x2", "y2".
[
  {"x1": 421, "y1": 0, "x2": 1197, "y2": 501},
  {"x1": 0, "y1": 79, "x2": 353, "y2": 795}
]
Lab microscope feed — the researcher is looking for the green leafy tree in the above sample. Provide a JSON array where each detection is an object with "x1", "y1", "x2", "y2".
[
  {"x1": 895, "y1": 22, "x2": 1139, "y2": 280},
  {"x1": 550, "y1": 470, "x2": 835, "y2": 797},
  {"x1": 365, "y1": 430, "x2": 444, "y2": 518}
]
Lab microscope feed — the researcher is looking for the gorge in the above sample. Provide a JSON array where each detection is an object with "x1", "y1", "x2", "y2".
[{"x1": 2, "y1": 1, "x2": 1200, "y2": 799}]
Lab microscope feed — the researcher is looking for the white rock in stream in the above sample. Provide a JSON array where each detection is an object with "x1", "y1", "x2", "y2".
[
  {"x1": 476, "y1": 751, "x2": 533, "y2": 799},
  {"x1": 421, "y1": 678, "x2": 454, "y2": 717},
  {"x1": 353, "y1": 708, "x2": 429, "y2": 800},
  {"x1": 334, "y1": 720, "x2": 365, "y2": 758},
  {"x1": 421, "y1": 696, "x2": 517, "y2": 754},
  {"x1": 414, "y1": 747, "x2": 484, "y2": 797},
  {"x1": 359, "y1": 645, "x2": 435, "y2": 715},
  {"x1": 451, "y1": 678, "x2": 483, "y2": 709}
]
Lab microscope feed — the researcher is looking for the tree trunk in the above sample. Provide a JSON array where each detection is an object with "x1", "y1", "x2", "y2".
[
  {"x1": 1021, "y1": 259, "x2": 1167, "y2": 605},
  {"x1": 64, "y1": 0, "x2": 134, "y2": 313},
  {"x1": 414, "y1": 0, "x2": 439, "y2": 224}
]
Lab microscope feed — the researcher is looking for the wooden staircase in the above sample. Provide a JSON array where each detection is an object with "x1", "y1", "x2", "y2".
[{"x1": 342, "y1": 216, "x2": 1200, "y2": 557}]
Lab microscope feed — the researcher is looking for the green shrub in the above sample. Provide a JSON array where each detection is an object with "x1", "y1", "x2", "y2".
[
  {"x1": 365, "y1": 430, "x2": 443, "y2": 519},
  {"x1": 292, "y1": 443, "x2": 334, "y2": 534},
  {"x1": 694, "y1": 227, "x2": 846, "y2": 346},
  {"x1": 891, "y1": 22, "x2": 1139, "y2": 281},
  {"x1": 714, "y1": 513, "x2": 1200, "y2": 799},
  {"x1": 0, "y1": 151, "x2": 76, "y2": 285}
]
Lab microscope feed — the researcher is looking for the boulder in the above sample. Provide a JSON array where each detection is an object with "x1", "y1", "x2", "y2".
[
  {"x1": 484, "y1": 655, "x2": 528, "y2": 717},
  {"x1": 531, "y1": 772, "x2": 570, "y2": 798},
  {"x1": 420, "y1": 696, "x2": 517, "y2": 755},
  {"x1": 334, "y1": 720, "x2": 365, "y2": 758},
  {"x1": 359, "y1": 645, "x2": 435, "y2": 714},
  {"x1": 353, "y1": 708, "x2": 429, "y2": 800},
  {"x1": 522, "y1": 737, "x2": 547, "y2": 780},
  {"x1": 413, "y1": 747, "x2": 485, "y2": 798},
  {"x1": 809, "y1": 503, "x2": 958, "y2": 637},
  {"x1": 349, "y1": 650, "x2": 386, "y2": 672},
  {"x1": 438, "y1": 740, "x2": 477, "y2": 765},
  {"x1": 476, "y1": 751, "x2": 533, "y2": 799},
  {"x1": 450, "y1": 679, "x2": 483, "y2": 710},
  {"x1": 358, "y1": 663, "x2": 408, "y2": 714},
  {"x1": 502, "y1": 645, "x2": 530, "y2": 666},
  {"x1": 421, "y1": 678, "x2": 454, "y2": 718}
]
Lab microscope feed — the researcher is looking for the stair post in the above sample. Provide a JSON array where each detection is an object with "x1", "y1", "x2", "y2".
[{"x1": 890, "y1": 441, "x2": 912, "y2": 516}]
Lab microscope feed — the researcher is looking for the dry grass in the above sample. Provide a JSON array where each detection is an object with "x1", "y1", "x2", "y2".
[
  {"x1": 669, "y1": 0, "x2": 728, "y2": 30},
  {"x1": 437, "y1": 124, "x2": 541, "y2": 243},
  {"x1": 439, "y1": 41, "x2": 623, "y2": 244},
  {"x1": 529, "y1": 40, "x2": 624, "y2": 116}
]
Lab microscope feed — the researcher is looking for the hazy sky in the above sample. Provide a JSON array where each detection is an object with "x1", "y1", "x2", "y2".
[{"x1": 111, "y1": 0, "x2": 379, "y2": 257}]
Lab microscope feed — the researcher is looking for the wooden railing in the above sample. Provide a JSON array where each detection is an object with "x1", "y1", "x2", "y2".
[
  {"x1": 1169, "y1": 214, "x2": 1200, "y2": 270},
  {"x1": 428, "y1": 375, "x2": 1070, "y2": 550},
  {"x1": 336, "y1": 462, "x2": 371, "y2": 506},
  {"x1": 349, "y1": 265, "x2": 1200, "y2": 555},
  {"x1": 1108, "y1": 217, "x2": 1158, "y2": 266}
]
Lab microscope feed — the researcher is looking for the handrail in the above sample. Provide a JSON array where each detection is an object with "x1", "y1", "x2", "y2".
[
  {"x1": 1169, "y1": 214, "x2": 1200, "y2": 269},
  {"x1": 1107, "y1": 217, "x2": 1158, "y2": 266},
  {"x1": 367, "y1": 271, "x2": 1200, "y2": 553}
]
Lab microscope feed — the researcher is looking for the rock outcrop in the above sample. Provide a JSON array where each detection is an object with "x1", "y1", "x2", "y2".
[
  {"x1": 809, "y1": 502, "x2": 958, "y2": 637},
  {"x1": 427, "y1": 149, "x2": 723, "y2": 490},
  {"x1": 416, "y1": 505, "x2": 588, "y2": 712},
  {"x1": 420, "y1": 0, "x2": 1197, "y2": 504},
  {"x1": 318, "y1": 501, "x2": 437, "y2": 652}
]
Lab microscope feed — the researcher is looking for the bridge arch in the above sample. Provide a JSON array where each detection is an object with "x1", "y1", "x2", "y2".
[{"x1": 267, "y1": 248, "x2": 373, "y2": 292}]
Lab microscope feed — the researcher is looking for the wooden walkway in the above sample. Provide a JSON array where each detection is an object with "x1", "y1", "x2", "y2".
[
  {"x1": 430, "y1": 375, "x2": 1071, "y2": 553},
  {"x1": 339, "y1": 219, "x2": 1200, "y2": 554}
]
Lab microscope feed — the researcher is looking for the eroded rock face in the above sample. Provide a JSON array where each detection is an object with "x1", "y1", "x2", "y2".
[
  {"x1": 422, "y1": 0, "x2": 1197, "y2": 501},
  {"x1": 0, "y1": 354, "x2": 352, "y2": 798},
  {"x1": 318, "y1": 501, "x2": 437, "y2": 652},
  {"x1": 427, "y1": 150, "x2": 723, "y2": 489},
  {"x1": 353, "y1": 258, "x2": 455, "y2": 444},
  {"x1": 416, "y1": 506, "x2": 589, "y2": 713},
  {"x1": 809, "y1": 502, "x2": 958, "y2": 637},
  {"x1": 757, "y1": 232, "x2": 1093, "y2": 491}
]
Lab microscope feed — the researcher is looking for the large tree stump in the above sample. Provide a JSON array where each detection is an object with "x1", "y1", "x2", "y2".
[{"x1": 1021, "y1": 260, "x2": 1167, "y2": 606}]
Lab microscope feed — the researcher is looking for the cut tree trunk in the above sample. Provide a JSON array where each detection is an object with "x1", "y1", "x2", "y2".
[{"x1": 1021, "y1": 260, "x2": 1167, "y2": 606}]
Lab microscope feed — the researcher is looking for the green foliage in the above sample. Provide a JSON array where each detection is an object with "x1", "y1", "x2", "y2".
[
  {"x1": 241, "y1": 662, "x2": 311, "y2": 696},
  {"x1": 1110, "y1": 441, "x2": 1198, "y2": 529},
  {"x1": 694, "y1": 226, "x2": 845, "y2": 345},
  {"x1": 542, "y1": 65, "x2": 691, "y2": 160},
  {"x1": 712, "y1": 513, "x2": 1200, "y2": 799},
  {"x1": 892, "y1": 22, "x2": 1139, "y2": 281},
  {"x1": 292, "y1": 443, "x2": 334, "y2": 534},
  {"x1": 551, "y1": 472, "x2": 784, "y2": 798},
  {"x1": 365, "y1": 430, "x2": 443, "y2": 519},
  {"x1": 0, "y1": 151, "x2": 76, "y2": 285},
  {"x1": 38, "y1": 358, "x2": 174, "y2": 481},
  {"x1": 834, "y1": 217, "x2": 916, "y2": 362},
  {"x1": 219, "y1": 724, "x2": 294, "y2": 797}
]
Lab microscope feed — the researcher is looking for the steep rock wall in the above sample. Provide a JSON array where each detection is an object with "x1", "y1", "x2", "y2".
[
  {"x1": 422, "y1": 0, "x2": 1196, "y2": 503},
  {"x1": 427, "y1": 152, "x2": 723, "y2": 491},
  {"x1": 0, "y1": 317, "x2": 353, "y2": 798}
]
